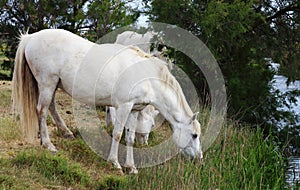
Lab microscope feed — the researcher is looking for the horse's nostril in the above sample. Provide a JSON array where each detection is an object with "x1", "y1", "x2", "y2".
[{"x1": 192, "y1": 134, "x2": 198, "y2": 139}]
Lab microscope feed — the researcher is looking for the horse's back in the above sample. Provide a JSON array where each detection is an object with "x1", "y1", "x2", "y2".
[
  {"x1": 25, "y1": 29, "x2": 93, "y2": 63},
  {"x1": 21, "y1": 29, "x2": 168, "y2": 106}
]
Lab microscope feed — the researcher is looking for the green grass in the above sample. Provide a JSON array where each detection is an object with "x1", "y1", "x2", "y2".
[
  {"x1": 114, "y1": 127, "x2": 287, "y2": 190},
  {"x1": 0, "y1": 52, "x2": 11, "y2": 79},
  {"x1": 0, "y1": 82, "x2": 289, "y2": 189},
  {"x1": 0, "y1": 117, "x2": 21, "y2": 141},
  {"x1": 1, "y1": 150, "x2": 90, "y2": 189},
  {"x1": 12, "y1": 149, "x2": 91, "y2": 186},
  {"x1": 0, "y1": 84, "x2": 11, "y2": 107}
]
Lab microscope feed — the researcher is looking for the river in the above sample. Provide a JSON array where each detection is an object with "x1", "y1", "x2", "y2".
[
  {"x1": 286, "y1": 156, "x2": 300, "y2": 189},
  {"x1": 271, "y1": 63, "x2": 300, "y2": 127},
  {"x1": 271, "y1": 63, "x2": 300, "y2": 188}
]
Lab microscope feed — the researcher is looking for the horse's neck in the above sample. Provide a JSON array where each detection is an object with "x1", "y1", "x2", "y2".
[{"x1": 152, "y1": 77, "x2": 193, "y2": 127}]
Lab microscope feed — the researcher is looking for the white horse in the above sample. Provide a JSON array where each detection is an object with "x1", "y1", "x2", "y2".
[
  {"x1": 109, "y1": 31, "x2": 162, "y2": 146},
  {"x1": 115, "y1": 31, "x2": 154, "y2": 54},
  {"x1": 115, "y1": 31, "x2": 173, "y2": 70},
  {"x1": 12, "y1": 29, "x2": 202, "y2": 174},
  {"x1": 106, "y1": 105, "x2": 159, "y2": 145}
]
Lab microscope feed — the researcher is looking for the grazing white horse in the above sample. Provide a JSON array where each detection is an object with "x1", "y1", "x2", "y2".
[
  {"x1": 115, "y1": 31, "x2": 154, "y2": 53},
  {"x1": 106, "y1": 105, "x2": 159, "y2": 145},
  {"x1": 115, "y1": 31, "x2": 173, "y2": 70},
  {"x1": 109, "y1": 31, "x2": 162, "y2": 147},
  {"x1": 12, "y1": 29, "x2": 202, "y2": 174}
]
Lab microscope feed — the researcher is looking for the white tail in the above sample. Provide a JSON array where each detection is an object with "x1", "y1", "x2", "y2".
[{"x1": 12, "y1": 33, "x2": 39, "y2": 142}]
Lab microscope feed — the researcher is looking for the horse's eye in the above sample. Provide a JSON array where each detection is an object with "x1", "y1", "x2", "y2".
[{"x1": 192, "y1": 134, "x2": 198, "y2": 139}]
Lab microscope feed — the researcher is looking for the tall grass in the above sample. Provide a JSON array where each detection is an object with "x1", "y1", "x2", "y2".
[
  {"x1": 117, "y1": 126, "x2": 287, "y2": 190},
  {"x1": 0, "y1": 83, "x2": 288, "y2": 189},
  {"x1": 0, "y1": 125, "x2": 287, "y2": 189},
  {"x1": 0, "y1": 127, "x2": 286, "y2": 190}
]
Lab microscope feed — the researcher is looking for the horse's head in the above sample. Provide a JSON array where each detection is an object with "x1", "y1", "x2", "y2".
[{"x1": 172, "y1": 112, "x2": 203, "y2": 161}]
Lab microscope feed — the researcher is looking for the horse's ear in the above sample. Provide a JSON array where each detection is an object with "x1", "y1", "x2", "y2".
[{"x1": 190, "y1": 112, "x2": 199, "y2": 123}]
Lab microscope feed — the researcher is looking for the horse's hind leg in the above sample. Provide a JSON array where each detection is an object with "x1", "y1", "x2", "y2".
[
  {"x1": 37, "y1": 82, "x2": 59, "y2": 153},
  {"x1": 49, "y1": 95, "x2": 74, "y2": 139}
]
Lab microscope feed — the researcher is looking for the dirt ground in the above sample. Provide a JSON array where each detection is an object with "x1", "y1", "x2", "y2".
[
  {"x1": 0, "y1": 80, "x2": 172, "y2": 160},
  {"x1": 0, "y1": 81, "x2": 80, "y2": 159}
]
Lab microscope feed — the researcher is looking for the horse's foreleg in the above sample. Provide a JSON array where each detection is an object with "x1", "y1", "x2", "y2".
[
  {"x1": 37, "y1": 86, "x2": 58, "y2": 153},
  {"x1": 107, "y1": 102, "x2": 133, "y2": 171},
  {"x1": 49, "y1": 95, "x2": 74, "y2": 139},
  {"x1": 124, "y1": 111, "x2": 139, "y2": 174}
]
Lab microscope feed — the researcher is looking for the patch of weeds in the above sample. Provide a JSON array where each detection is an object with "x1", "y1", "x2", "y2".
[
  {"x1": 11, "y1": 149, "x2": 92, "y2": 187},
  {"x1": 0, "y1": 86, "x2": 11, "y2": 107},
  {"x1": 58, "y1": 138, "x2": 102, "y2": 164},
  {"x1": 0, "y1": 175, "x2": 15, "y2": 189},
  {"x1": 97, "y1": 175, "x2": 129, "y2": 190},
  {"x1": 0, "y1": 117, "x2": 21, "y2": 141}
]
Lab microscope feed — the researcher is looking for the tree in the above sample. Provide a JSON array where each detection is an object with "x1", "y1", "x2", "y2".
[
  {"x1": 261, "y1": 0, "x2": 300, "y2": 82},
  {"x1": 142, "y1": 0, "x2": 300, "y2": 130},
  {"x1": 84, "y1": 0, "x2": 139, "y2": 41},
  {"x1": 0, "y1": 0, "x2": 138, "y2": 79}
]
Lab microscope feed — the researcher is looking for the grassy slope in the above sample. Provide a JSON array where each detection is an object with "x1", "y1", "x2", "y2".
[
  {"x1": 0, "y1": 52, "x2": 10, "y2": 79},
  {"x1": 0, "y1": 81, "x2": 287, "y2": 189}
]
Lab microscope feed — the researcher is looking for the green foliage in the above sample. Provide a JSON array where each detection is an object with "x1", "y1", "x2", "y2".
[
  {"x1": 0, "y1": 0, "x2": 139, "y2": 79},
  {"x1": 85, "y1": 0, "x2": 139, "y2": 41},
  {"x1": 264, "y1": 1, "x2": 300, "y2": 82},
  {"x1": 144, "y1": 0, "x2": 300, "y2": 134}
]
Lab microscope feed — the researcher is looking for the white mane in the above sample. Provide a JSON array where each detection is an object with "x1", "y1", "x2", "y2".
[{"x1": 159, "y1": 66, "x2": 193, "y2": 118}]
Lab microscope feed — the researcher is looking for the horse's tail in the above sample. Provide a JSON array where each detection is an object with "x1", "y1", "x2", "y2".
[{"x1": 12, "y1": 33, "x2": 39, "y2": 143}]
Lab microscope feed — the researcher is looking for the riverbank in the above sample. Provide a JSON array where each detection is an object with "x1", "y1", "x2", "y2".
[{"x1": 0, "y1": 81, "x2": 287, "y2": 189}]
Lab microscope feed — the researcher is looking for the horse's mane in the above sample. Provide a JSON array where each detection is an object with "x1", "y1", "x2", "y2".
[
  {"x1": 129, "y1": 46, "x2": 151, "y2": 58},
  {"x1": 128, "y1": 46, "x2": 193, "y2": 117},
  {"x1": 159, "y1": 66, "x2": 193, "y2": 117}
]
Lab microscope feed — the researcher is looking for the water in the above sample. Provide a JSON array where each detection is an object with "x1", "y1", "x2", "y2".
[
  {"x1": 271, "y1": 63, "x2": 300, "y2": 127},
  {"x1": 270, "y1": 62, "x2": 300, "y2": 188},
  {"x1": 286, "y1": 156, "x2": 300, "y2": 189}
]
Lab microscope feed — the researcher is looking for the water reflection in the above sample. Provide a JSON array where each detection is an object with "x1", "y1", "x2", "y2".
[
  {"x1": 271, "y1": 63, "x2": 300, "y2": 127},
  {"x1": 286, "y1": 156, "x2": 300, "y2": 189},
  {"x1": 270, "y1": 62, "x2": 300, "y2": 188}
]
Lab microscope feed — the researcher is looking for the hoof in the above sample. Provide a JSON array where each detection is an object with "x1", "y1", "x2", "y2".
[
  {"x1": 50, "y1": 149, "x2": 57, "y2": 155},
  {"x1": 48, "y1": 146, "x2": 57, "y2": 154},
  {"x1": 129, "y1": 167, "x2": 138, "y2": 175},
  {"x1": 124, "y1": 163, "x2": 138, "y2": 174},
  {"x1": 109, "y1": 161, "x2": 124, "y2": 175},
  {"x1": 108, "y1": 158, "x2": 122, "y2": 170},
  {"x1": 42, "y1": 142, "x2": 57, "y2": 153},
  {"x1": 63, "y1": 132, "x2": 75, "y2": 139}
]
